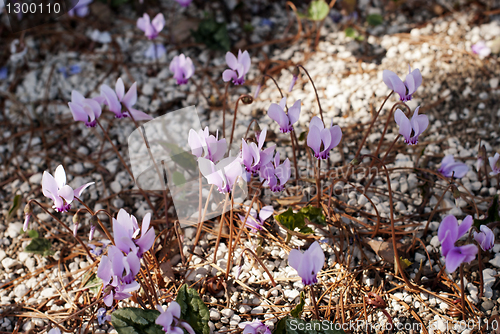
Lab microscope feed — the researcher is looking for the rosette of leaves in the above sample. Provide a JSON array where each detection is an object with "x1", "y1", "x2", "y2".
[
  {"x1": 274, "y1": 206, "x2": 326, "y2": 242},
  {"x1": 191, "y1": 15, "x2": 230, "y2": 51}
]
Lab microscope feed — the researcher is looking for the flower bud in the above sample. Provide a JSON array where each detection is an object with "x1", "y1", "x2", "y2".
[
  {"x1": 289, "y1": 66, "x2": 300, "y2": 92},
  {"x1": 73, "y1": 214, "x2": 81, "y2": 237}
]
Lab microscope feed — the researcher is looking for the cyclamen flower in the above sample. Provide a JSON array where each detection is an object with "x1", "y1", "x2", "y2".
[
  {"x1": 198, "y1": 156, "x2": 243, "y2": 194},
  {"x1": 474, "y1": 225, "x2": 495, "y2": 251},
  {"x1": 156, "y1": 302, "x2": 195, "y2": 334},
  {"x1": 394, "y1": 106, "x2": 428, "y2": 145},
  {"x1": 438, "y1": 155, "x2": 468, "y2": 179},
  {"x1": 238, "y1": 206, "x2": 273, "y2": 232},
  {"x1": 97, "y1": 246, "x2": 141, "y2": 306},
  {"x1": 173, "y1": 0, "x2": 192, "y2": 7},
  {"x1": 489, "y1": 153, "x2": 500, "y2": 176},
  {"x1": 42, "y1": 165, "x2": 93, "y2": 212},
  {"x1": 113, "y1": 209, "x2": 155, "y2": 257},
  {"x1": 100, "y1": 78, "x2": 152, "y2": 120},
  {"x1": 67, "y1": 0, "x2": 92, "y2": 17},
  {"x1": 267, "y1": 97, "x2": 301, "y2": 134},
  {"x1": 259, "y1": 152, "x2": 291, "y2": 192},
  {"x1": 472, "y1": 41, "x2": 491, "y2": 58},
  {"x1": 188, "y1": 127, "x2": 227, "y2": 163},
  {"x1": 170, "y1": 54, "x2": 195, "y2": 85},
  {"x1": 239, "y1": 320, "x2": 271, "y2": 334},
  {"x1": 68, "y1": 90, "x2": 102, "y2": 127},
  {"x1": 137, "y1": 13, "x2": 165, "y2": 40},
  {"x1": 383, "y1": 65, "x2": 422, "y2": 102},
  {"x1": 222, "y1": 50, "x2": 250, "y2": 85},
  {"x1": 288, "y1": 241, "x2": 325, "y2": 285},
  {"x1": 241, "y1": 128, "x2": 275, "y2": 175},
  {"x1": 307, "y1": 116, "x2": 342, "y2": 160},
  {"x1": 438, "y1": 215, "x2": 477, "y2": 273},
  {"x1": 97, "y1": 307, "x2": 111, "y2": 325}
]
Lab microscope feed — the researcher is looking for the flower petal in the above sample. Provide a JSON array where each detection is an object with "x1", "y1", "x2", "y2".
[
  {"x1": 115, "y1": 78, "x2": 125, "y2": 101},
  {"x1": 54, "y1": 165, "x2": 67, "y2": 188}
]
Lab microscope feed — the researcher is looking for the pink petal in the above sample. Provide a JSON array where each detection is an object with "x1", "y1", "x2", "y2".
[
  {"x1": 74, "y1": 182, "x2": 94, "y2": 198},
  {"x1": 68, "y1": 102, "x2": 90, "y2": 122},
  {"x1": 287, "y1": 99, "x2": 301, "y2": 125},
  {"x1": 126, "y1": 108, "x2": 152, "y2": 121},
  {"x1": 115, "y1": 78, "x2": 125, "y2": 101},
  {"x1": 457, "y1": 215, "x2": 473, "y2": 239},
  {"x1": 267, "y1": 103, "x2": 288, "y2": 129},
  {"x1": 383, "y1": 70, "x2": 406, "y2": 98},
  {"x1": 151, "y1": 13, "x2": 165, "y2": 34},
  {"x1": 222, "y1": 69, "x2": 236, "y2": 82},
  {"x1": 225, "y1": 51, "x2": 238, "y2": 70},
  {"x1": 122, "y1": 82, "x2": 137, "y2": 108},
  {"x1": 394, "y1": 109, "x2": 411, "y2": 141},
  {"x1": 100, "y1": 84, "x2": 121, "y2": 114},
  {"x1": 307, "y1": 126, "x2": 321, "y2": 154},
  {"x1": 58, "y1": 185, "x2": 75, "y2": 204}
]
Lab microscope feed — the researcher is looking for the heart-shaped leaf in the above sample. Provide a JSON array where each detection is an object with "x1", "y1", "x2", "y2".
[
  {"x1": 175, "y1": 284, "x2": 210, "y2": 334},
  {"x1": 111, "y1": 308, "x2": 164, "y2": 334}
]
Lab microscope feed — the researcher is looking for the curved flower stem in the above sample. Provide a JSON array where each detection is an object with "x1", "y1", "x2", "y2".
[
  {"x1": 310, "y1": 285, "x2": 320, "y2": 320},
  {"x1": 95, "y1": 119, "x2": 156, "y2": 215},
  {"x1": 422, "y1": 183, "x2": 453, "y2": 236},
  {"x1": 213, "y1": 192, "x2": 230, "y2": 264},
  {"x1": 263, "y1": 74, "x2": 285, "y2": 99},
  {"x1": 225, "y1": 180, "x2": 238, "y2": 280},
  {"x1": 290, "y1": 130, "x2": 300, "y2": 182},
  {"x1": 363, "y1": 134, "x2": 401, "y2": 193},
  {"x1": 222, "y1": 82, "x2": 230, "y2": 138},
  {"x1": 229, "y1": 94, "x2": 253, "y2": 147},
  {"x1": 460, "y1": 263, "x2": 466, "y2": 320},
  {"x1": 353, "y1": 91, "x2": 393, "y2": 161},
  {"x1": 316, "y1": 158, "x2": 321, "y2": 208},
  {"x1": 75, "y1": 198, "x2": 115, "y2": 245},
  {"x1": 28, "y1": 199, "x2": 95, "y2": 262},
  {"x1": 478, "y1": 248, "x2": 484, "y2": 298},
  {"x1": 297, "y1": 65, "x2": 323, "y2": 123},
  {"x1": 363, "y1": 155, "x2": 419, "y2": 292}
]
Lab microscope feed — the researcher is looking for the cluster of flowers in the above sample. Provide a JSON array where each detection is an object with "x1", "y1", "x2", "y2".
[
  {"x1": 438, "y1": 214, "x2": 495, "y2": 272},
  {"x1": 96, "y1": 209, "x2": 155, "y2": 306},
  {"x1": 68, "y1": 77, "x2": 152, "y2": 128}
]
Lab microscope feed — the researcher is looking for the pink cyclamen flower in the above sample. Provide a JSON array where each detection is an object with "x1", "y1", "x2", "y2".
[
  {"x1": 238, "y1": 205, "x2": 273, "y2": 232},
  {"x1": 156, "y1": 302, "x2": 195, "y2": 334},
  {"x1": 489, "y1": 152, "x2": 500, "y2": 176},
  {"x1": 241, "y1": 128, "x2": 275, "y2": 175},
  {"x1": 170, "y1": 54, "x2": 195, "y2": 85},
  {"x1": 97, "y1": 245, "x2": 141, "y2": 306},
  {"x1": 42, "y1": 165, "x2": 93, "y2": 212},
  {"x1": 394, "y1": 106, "x2": 428, "y2": 145},
  {"x1": 222, "y1": 50, "x2": 251, "y2": 85},
  {"x1": 188, "y1": 127, "x2": 227, "y2": 163},
  {"x1": 23, "y1": 213, "x2": 31, "y2": 232},
  {"x1": 438, "y1": 155, "x2": 468, "y2": 179},
  {"x1": 173, "y1": 0, "x2": 192, "y2": 6},
  {"x1": 239, "y1": 320, "x2": 271, "y2": 334},
  {"x1": 383, "y1": 65, "x2": 422, "y2": 102},
  {"x1": 307, "y1": 116, "x2": 342, "y2": 160},
  {"x1": 67, "y1": 0, "x2": 92, "y2": 17},
  {"x1": 438, "y1": 215, "x2": 477, "y2": 273},
  {"x1": 113, "y1": 209, "x2": 155, "y2": 257},
  {"x1": 474, "y1": 225, "x2": 495, "y2": 251},
  {"x1": 259, "y1": 152, "x2": 291, "y2": 192},
  {"x1": 99, "y1": 78, "x2": 152, "y2": 120},
  {"x1": 137, "y1": 13, "x2": 165, "y2": 40},
  {"x1": 472, "y1": 41, "x2": 491, "y2": 58},
  {"x1": 267, "y1": 97, "x2": 301, "y2": 134},
  {"x1": 288, "y1": 241, "x2": 325, "y2": 285},
  {"x1": 199, "y1": 156, "x2": 243, "y2": 194},
  {"x1": 68, "y1": 90, "x2": 102, "y2": 127}
]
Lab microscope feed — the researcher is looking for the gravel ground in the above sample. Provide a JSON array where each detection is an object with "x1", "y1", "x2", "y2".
[{"x1": 1, "y1": 0, "x2": 500, "y2": 333}]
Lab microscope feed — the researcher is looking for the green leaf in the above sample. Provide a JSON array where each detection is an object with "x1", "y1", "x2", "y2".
[
  {"x1": 344, "y1": 27, "x2": 356, "y2": 38},
  {"x1": 273, "y1": 318, "x2": 346, "y2": 334},
  {"x1": 159, "y1": 142, "x2": 198, "y2": 172},
  {"x1": 307, "y1": 0, "x2": 330, "y2": 21},
  {"x1": 172, "y1": 171, "x2": 187, "y2": 187},
  {"x1": 191, "y1": 17, "x2": 230, "y2": 51},
  {"x1": 275, "y1": 208, "x2": 306, "y2": 233},
  {"x1": 7, "y1": 194, "x2": 22, "y2": 222},
  {"x1": 27, "y1": 230, "x2": 39, "y2": 238},
  {"x1": 299, "y1": 206, "x2": 326, "y2": 226},
  {"x1": 111, "y1": 308, "x2": 164, "y2": 334},
  {"x1": 399, "y1": 257, "x2": 412, "y2": 270},
  {"x1": 290, "y1": 292, "x2": 305, "y2": 318},
  {"x1": 474, "y1": 194, "x2": 500, "y2": 228},
  {"x1": 366, "y1": 13, "x2": 383, "y2": 26},
  {"x1": 24, "y1": 237, "x2": 54, "y2": 257},
  {"x1": 84, "y1": 273, "x2": 102, "y2": 295},
  {"x1": 175, "y1": 284, "x2": 210, "y2": 334}
]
